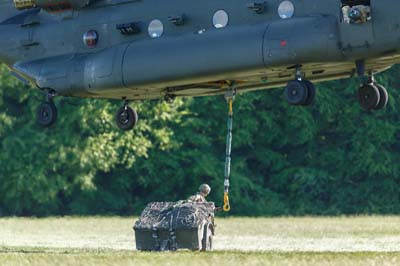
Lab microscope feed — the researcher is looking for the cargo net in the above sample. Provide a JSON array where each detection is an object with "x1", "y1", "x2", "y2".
[{"x1": 134, "y1": 201, "x2": 215, "y2": 230}]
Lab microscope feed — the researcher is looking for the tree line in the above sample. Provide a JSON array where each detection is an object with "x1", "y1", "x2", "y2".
[{"x1": 1, "y1": 64, "x2": 400, "y2": 216}]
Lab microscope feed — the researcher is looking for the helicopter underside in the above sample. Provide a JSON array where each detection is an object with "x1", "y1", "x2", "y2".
[{"x1": 79, "y1": 53, "x2": 400, "y2": 101}]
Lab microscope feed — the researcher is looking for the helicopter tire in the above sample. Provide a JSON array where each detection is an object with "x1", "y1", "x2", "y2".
[
  {"x1": 164, "y1": 94, "x2": 176, "y2": 104},
  {"x1": 358, "y1": 83, "x2": 380, "y2": 110},
  {"x1": 373, "y1": 83, "x2": 388, "y2": 110},
  {"x1": 116, "y1": 105, "x2": 138, "y2": 131},
  {"x1": 37, "y1": 101, "x2": 58, "y2": 127},
  {"x1": 285, "y1": 80, "x2": 309, "y2": 106},
  {"x1": 302, "y1": 80, "x2": 316, "y2": 106}
]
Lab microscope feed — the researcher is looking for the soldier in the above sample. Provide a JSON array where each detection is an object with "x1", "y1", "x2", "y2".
[
  {"x1": 348, "y1": 5, "x2": 371, "y2": 24},
  {"x1": 188, "y1": 184, "x2": 211, "y2": 203}
]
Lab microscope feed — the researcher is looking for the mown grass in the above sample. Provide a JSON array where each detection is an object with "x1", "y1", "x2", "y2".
[
  {"x1": 1, "y1": 249, "x2": 400, "y2": 266},
  {"x1": 0, "y1": 216, "x2": 400, "y2": 265}
]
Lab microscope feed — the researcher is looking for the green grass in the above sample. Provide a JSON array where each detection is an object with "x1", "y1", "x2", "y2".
[
  {"x1": 1, "y1": 216, "x2": 400, "y2": 265},
  {"x1": 1, "y1": 249, "x2": 400, "y2": 266}
]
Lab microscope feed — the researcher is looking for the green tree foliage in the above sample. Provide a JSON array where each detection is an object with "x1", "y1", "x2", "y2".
[
  {"x1": 1, "y1": 64, "x2": 400, "y2": 216},
  {"x1": 0, "y1": 65, "x2": 185, "y2": 215}
]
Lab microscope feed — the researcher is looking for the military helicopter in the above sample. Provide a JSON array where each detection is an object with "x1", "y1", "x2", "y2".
[{"x1": 0, "y1": 0, "x2": 398, "y2": 130}]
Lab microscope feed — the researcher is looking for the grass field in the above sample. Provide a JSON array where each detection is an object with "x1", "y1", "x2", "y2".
[{"x1": 1, "y1": 216, "x2": 400, "y2": 265}]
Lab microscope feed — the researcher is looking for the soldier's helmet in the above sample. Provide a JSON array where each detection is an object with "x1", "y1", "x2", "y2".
[
  {"x1": 349, "y1": 8, "x2": 361, "y2": 20},
  {"x1": 199, "y1": 184, "x2": 211, "y2": 196}
]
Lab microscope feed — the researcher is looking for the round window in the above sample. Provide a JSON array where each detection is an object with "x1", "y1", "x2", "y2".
[
  {"x1": 148, "y1": 19, "x2": 164, "y2": 38},
  {"x1": 278, "y1": 1, "x2": 295, "y2": 19},
  {"x1": 213, "y1": 10, "x2": 229, "y2": 28},
  {"x1": 83, "y1": 30, "x2": 99, "y2": 48}
]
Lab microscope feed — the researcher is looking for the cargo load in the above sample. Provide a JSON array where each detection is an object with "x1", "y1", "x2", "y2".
[{"x1": 133, "y1": 201, "x2": 215, "y2": 251}]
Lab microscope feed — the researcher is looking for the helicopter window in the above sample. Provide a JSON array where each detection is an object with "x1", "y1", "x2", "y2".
[
  {"x1": 278, "y1": 1, "x2": 295, "y2": 19},
  {"x1": 148, "y1": 20, "x2": 164, "y2": 38},
  {"x1": 83, "y1": 30, "x2": 99, "y2": 48},
  {"x1": 213, "y1": 10, "x2": 229, "y2": 28},
  {"x1": 341, "y1": 0, "x2": 371, "y2": 24}
]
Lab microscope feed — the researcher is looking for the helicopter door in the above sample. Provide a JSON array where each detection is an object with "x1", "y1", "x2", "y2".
[{"x1": 339, "y1": 0, "x2": 374, "y2": 49}]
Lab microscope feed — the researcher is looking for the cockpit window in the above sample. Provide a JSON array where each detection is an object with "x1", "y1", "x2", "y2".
[{"x1": 341, "y1": 0, "x2": 371, "y2": 24}]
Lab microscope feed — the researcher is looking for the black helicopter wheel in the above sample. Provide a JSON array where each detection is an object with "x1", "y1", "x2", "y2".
[
  {"x1": 302, "y1": 80, "x2": 316, "y2": 106},
  {"x1": 358, "y1": 83, "x2": 380, "y2": 110},
  {"x1": 116, "y1": 105, "x2": 138, "y2": 131},
  {"x1": 373, "y1": 84, "x2": 388, "y2": 110},
  {"x1": 164, "y1": 94, "x2": 176, "y2": 104},
  {"x1": 36, "y1": 101, "x2": 58, "y2": 127},
  {"x1": 285, "y1": 80, "x2": 309, "y2": 106}
]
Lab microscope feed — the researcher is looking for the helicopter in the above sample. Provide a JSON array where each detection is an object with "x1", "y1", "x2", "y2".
[{"x1": 0, "y1": 0, "x2": 398, "y2": 130}]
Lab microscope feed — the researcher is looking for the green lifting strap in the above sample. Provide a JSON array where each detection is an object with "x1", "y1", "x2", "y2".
[{"x1": 223, "y1": 89, "x2": 236, "y2": 212}]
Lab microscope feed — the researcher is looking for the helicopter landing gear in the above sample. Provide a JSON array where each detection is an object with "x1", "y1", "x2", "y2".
[
  {"x1": 374, "y1": 84, "x2": 389, "y2": 110},
  {"x1": 164, "y1": 94, "x2": 176, "y2": 104},
  {"x1": 116, "y1": 99, "x2": 138, "y2": 131},
  {"x1": 356, "y1": 61, "x2": 388, "y2": 111},
  {"x1": 36, "y1": 90, "x2": 58, "y2": 127},
  {"x1": 285, "y1": 66, "x2": 316, "y2": 106},
  {"x1": 358, "y1": 82, "x2": 388, "y2": 110}
]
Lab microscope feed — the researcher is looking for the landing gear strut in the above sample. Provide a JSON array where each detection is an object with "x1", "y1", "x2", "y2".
[
  {"x1": 36, "y1": 90, "x2": 58, "y2": 127},
  {"x1": 116, "y1": 99, "x2": 138, "y2": 131},
  {"x1": 285, "y1": 66, "x2": 316, "y2": 106}
]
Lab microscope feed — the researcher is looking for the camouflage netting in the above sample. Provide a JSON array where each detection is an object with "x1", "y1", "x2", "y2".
[{"x1": 134, "y1": 201, "x2": 215, "y2": 230}]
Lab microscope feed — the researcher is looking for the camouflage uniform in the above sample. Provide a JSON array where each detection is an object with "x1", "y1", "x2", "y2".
[
  {"x1": 187, "y1": 184, "x2": 210, "y2": 203},
  {"x1": 187, "y1": 192, "x2": 207, "y2": 203}
]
